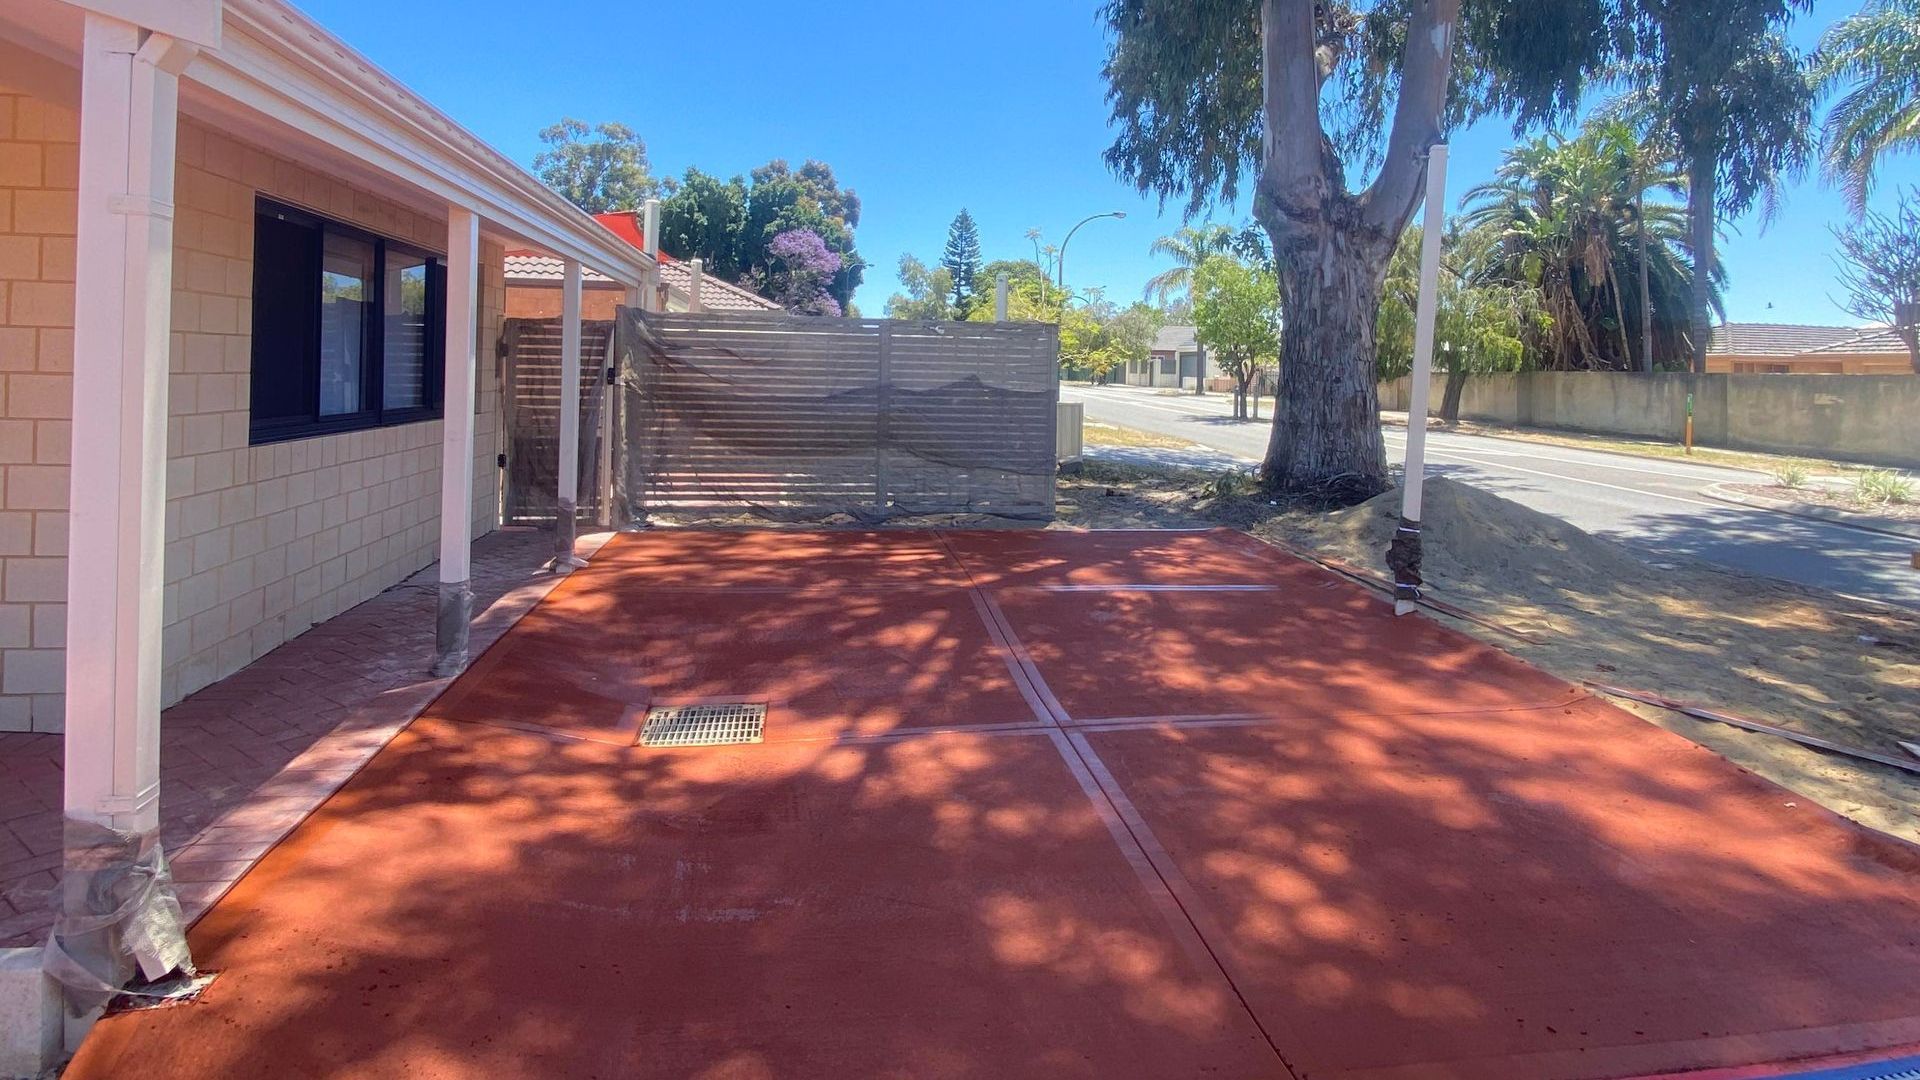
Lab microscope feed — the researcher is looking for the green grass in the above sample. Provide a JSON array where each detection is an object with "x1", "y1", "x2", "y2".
[{"x1": 1081, "y1": 421, "x2": 1201, "y2": 451}]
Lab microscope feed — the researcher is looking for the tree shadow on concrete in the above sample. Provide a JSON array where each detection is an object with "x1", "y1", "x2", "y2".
[{"x1": 57, "y1": 528, "x2": 1920, "y2": 1080}]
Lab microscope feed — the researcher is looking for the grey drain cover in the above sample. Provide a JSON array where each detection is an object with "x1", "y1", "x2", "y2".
[{"x1": 640, "y1": 703, "x2": 766, "y2": 747}]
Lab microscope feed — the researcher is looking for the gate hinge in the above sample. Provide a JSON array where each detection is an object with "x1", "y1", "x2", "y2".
[
  {"x1": 496, "y1": 452, "x2": 507, "y2": 469},
  {"x1": 605, "y1": 367, "x2": 616, "y2": 386}
]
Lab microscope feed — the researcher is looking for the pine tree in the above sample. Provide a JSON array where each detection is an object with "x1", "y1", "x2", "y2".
[{"x1": 942, "y1": 209, "x2": 983, "y2": 316}]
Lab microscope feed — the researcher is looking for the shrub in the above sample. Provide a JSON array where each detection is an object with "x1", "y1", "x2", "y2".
[
  {"x1": 1771, "y1": 461, "x2": 1809, "y2": 489},
  {"x1": 1199, "y1": 467, "x2": 1257, "y2": 499},
  {"x1": 1853, "y1": 468, "x2": 1915, "y2": 505}
]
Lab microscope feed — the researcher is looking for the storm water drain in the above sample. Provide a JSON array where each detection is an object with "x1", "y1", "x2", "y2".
[{"x1": 639, "y1": 703, "x2": 767, "y2": 748}]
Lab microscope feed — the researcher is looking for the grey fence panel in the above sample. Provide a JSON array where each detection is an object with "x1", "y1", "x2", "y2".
[
  {"x1": 500, "y1": 317, "x2": 614, "y2": 525},
  {"x1": 616, "y1": 310, "x2": 1059, "y2": 522}
]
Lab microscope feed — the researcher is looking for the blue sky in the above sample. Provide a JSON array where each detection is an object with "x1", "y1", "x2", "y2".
[{"x1": 300, "y1": 0, "x2": 1911, "y2": 325}]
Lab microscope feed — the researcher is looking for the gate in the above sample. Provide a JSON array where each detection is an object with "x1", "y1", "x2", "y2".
[
  {"x1": 611, "y1": 310, "x2": 1060, "y2": 523},
  {"x1": 500, "y1": 317, "x2": 614, "y2": 525}
]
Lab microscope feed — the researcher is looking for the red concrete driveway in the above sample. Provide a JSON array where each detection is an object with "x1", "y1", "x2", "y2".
[{"x1": 64, "y1": 529, "x2": 1920, "y2": 1079}]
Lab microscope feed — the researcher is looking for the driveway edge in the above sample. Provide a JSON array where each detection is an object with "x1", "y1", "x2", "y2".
[{"x1": 1701, "y1": 483, "x2": 1920, "y2": 542}]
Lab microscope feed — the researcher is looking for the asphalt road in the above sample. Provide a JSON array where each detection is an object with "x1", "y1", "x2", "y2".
[{"x1": 1063, "y1": 382, "x2": 1920, "y2": 607}]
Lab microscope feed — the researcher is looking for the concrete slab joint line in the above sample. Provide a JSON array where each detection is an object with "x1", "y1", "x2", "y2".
[
  {"x1": 51, "y1": 529, "x2": 1920, "y2": 1080},
  {"x1": 937, "y1": 534, "x2": 1300, "y2": 1076}
]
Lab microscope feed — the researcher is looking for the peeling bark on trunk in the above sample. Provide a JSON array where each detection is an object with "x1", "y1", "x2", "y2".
[
  {"x1": 1259, "y1": 222, "x2": 1393, "y2": 498},
  {"x1": 1249, "y1": 0, "x2": 1454, "y2": 498}
]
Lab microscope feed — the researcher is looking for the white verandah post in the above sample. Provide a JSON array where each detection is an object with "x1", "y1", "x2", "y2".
[
  {"x1": 434, "y1": 207, "x2": 481, "y2": 675},
  {"x1": 1393, "y1": 143, "x2": 1449, "y2": 617},
  {"x1": 60, "y1": 10, "x2": 198, "y2": 988},
  {"x1": 553, "y1": 259, "x2": 586, "y2": 568}
]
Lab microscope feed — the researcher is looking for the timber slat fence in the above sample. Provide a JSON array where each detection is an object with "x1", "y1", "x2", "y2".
[{"x1": 618, "y1": 311, "x2": 1060, "y2": 522}]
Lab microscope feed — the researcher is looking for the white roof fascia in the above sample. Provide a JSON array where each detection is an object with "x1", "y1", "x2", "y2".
[{"x1": 189, "y1": 0, "x2": 653, "y2": 285}]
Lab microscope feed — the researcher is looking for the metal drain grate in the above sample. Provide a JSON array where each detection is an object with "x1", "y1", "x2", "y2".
[{"x1": 640, "y1": 703, "x2": 766, "y2": 747}]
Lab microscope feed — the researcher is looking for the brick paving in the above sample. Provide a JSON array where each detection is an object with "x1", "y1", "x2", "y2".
[{"x1": 0, "y1": 527, "x2": 595, "y2": 947}]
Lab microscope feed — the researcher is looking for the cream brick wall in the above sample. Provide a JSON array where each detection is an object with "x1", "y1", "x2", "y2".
[
  {"x1": 0, "y1": 79, "x2": 81, "y2": 732},
  {"x1": 0, "y1": 81, "x2": 505, "y2": 732}
]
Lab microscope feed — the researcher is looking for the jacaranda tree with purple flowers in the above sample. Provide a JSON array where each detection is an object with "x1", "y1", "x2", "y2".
[{"x1": 752, "y1": 229, "x2": 844, "y2": 317}]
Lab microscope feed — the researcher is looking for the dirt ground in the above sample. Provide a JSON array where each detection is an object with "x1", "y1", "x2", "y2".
[{"x1": 1057, "y1": 461, "x2": 1920, "y2": 842}]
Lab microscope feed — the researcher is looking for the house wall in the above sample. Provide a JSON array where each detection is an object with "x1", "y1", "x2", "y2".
[
  {"x1": 505, "y1": 281, "x2": 623, "y2": 321},
  {"x1": 0, "y1": 67, "x2": 504, "y2": 731},
  {"x1": 1709, "y1": 351, "x2": 1912, "y2": 375}
]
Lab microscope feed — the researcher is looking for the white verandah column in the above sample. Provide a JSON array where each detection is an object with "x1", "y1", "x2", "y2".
[
  {"x1": 434, "y1": 207, "x2": 481, "y2": 675},
  {"x1": 59, "y1": 11, "x2": 198, "y2": 991},
  {"x1": 553, "y1": 259, "x2": 586, "y2": 568}
]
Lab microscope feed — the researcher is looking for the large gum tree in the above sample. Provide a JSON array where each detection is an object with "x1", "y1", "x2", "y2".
[{"x1": 1103, "y1": 1, "x2": 1625, "y2": 497}]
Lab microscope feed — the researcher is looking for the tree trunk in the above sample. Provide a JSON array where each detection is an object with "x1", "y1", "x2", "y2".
[
  {"x1": 1259, "y1": 230, "x2": 1391, "y2": 498},
  {"x1": 1637, "y1": 183, "x2": 1653, "y2": 373},
  {"x1": 1607, "y1": 261, "x2": 1633, "y2": 371},
  {"x1": 1687, "y1": 151, "x2": 1718, "y2": 375},
  {"x1": 1440, "y1": 361, "x2": 1468, "y2": 426}
]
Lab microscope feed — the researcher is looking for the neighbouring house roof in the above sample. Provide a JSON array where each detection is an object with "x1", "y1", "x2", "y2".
[
  {"x1": 1707, "y1": 323, "x2": 1861, "y2": 356},
  {"x1": 1153, "y1": 325, "x2": 1200, "y2": 353},
  {"x1": 1798, "y1": 326, "x2": 1911, "y2": 355},
  {"x1": 502, "y1": 250, "x2": 781, "y2": 313}
]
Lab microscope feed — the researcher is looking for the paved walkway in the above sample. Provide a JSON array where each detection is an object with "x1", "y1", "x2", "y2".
[
  {"x1": 0, "y1": 527, "x2": 587, "y2": 947},
  {"x1": 59, "y1": 529, "x2": 1920, "y2": 1080}
]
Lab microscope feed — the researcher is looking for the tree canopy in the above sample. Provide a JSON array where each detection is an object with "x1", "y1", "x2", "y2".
[
  {"x1": 884, "y1": 255, "x2": 956, "y2": 321},
  {"x1": 1814, "y1": 0, "x2": 1920, "y2": 212},
  {"x1": 1103, "y1": 0, "x2": 1631, "y2": 494},
  {"x1": 655, "y1": 159, "x2": 866, "y2": 313},
  {"x1": 1460, "y1": 119, "x2": 1711, "y2": 371},
  {"x1": 533, "y1": 120, "x2": 659, "y2": 213},
  {"x1": 748, "y1": 230, "x2": 844, "y2": 317},
  {"x1": 1832, "y1": 187, "x2": 1920, "y2": 373},
  {"x1": 1623, "y1": 0, "x2": 1814, "y2": 370},
  {"x1": 1190, "y1": 254, "x2": 1280, "y2": 418},
  {"x1": 942, "y1": 210, "x2": 984, "y2": 316}
]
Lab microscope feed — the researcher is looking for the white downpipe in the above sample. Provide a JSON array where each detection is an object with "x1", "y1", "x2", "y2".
[{"x1": 1396, "y1": 143, "x2": 1448, "y2": 617}]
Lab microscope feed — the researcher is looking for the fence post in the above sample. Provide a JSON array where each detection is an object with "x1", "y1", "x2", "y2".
[
  {"x1": 688, "y1": 258, "x2": 705, "y2": 313},
  {"x1": 875, "y1": 321, "x2": 892, "y2": 517},
  {"x1": 995, "y1": 272, "x2": 1009, "y2": 321}
]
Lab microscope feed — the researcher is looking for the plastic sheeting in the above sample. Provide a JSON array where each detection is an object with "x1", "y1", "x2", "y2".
[
  {"x1": 610, "y1": 309, "x2": 1060, "y2": 524},
  {"x1": 43, "y1": 819, "x2": 193, "y2": 1014}
]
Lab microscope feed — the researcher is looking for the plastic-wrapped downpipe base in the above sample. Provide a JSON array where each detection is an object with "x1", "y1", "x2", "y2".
[{"x1": 42, "y1": 818, "x2": 194, "y2": 1015}]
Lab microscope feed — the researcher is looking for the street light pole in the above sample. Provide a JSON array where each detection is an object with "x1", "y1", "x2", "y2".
[{"x1": 1057, "y1": 211, "x2": 1127, "y2": 301}]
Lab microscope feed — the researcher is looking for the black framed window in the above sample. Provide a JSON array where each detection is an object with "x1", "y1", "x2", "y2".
[{"x1": 250, "y1": 198, "x2": 444, "y2": 444}]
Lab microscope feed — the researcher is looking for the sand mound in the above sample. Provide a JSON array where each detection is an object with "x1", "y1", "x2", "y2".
[{"x1": 1299, "y1": 476, "x2": 1655, "y2": 595}]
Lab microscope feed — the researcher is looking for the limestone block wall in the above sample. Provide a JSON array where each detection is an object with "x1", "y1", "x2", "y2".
[{"x1": 0, "y1": 64, "x2": 505, "y2": 731}]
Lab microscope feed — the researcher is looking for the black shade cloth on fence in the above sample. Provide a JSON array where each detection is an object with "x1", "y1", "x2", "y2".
[{"x1": 610, "y1": 309, "x2": 1059, "y2": 524}]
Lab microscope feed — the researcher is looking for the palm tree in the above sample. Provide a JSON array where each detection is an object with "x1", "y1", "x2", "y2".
[
  {"x1": 1142, "y1": 225, "x2": 1237, "y2": 306},
  {"x1": 1462, "y1": 122, "x2": 1712, "y2": 371},
  {"x1": 1815, "y1": 0, "x2": 1920, "y2": 212}
]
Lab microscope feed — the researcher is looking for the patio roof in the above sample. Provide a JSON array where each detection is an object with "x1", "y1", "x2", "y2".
[{"x1": 0, "y1": 0, "x2": 656, "y2": 283}]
